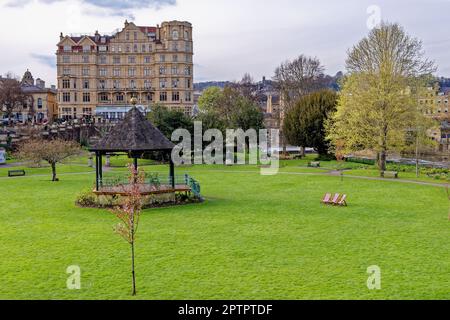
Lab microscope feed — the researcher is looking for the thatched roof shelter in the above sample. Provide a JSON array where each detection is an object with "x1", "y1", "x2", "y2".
[
  {"x1": 90, "y1": 106, "x2": 174, "y2": 153},
  {"x1": 88, "y1": 104, "x2": 176, "y2": 191}
]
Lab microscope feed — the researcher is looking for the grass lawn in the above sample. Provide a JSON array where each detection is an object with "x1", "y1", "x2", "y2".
[{"x1": 0, "y1": 161, "x2": 449, "y2": 300}]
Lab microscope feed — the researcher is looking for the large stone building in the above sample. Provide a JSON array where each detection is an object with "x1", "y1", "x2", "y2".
[
  {"x1": 0, "y1": 70, "x2": 57, "y2": 123},
  {"x1": 56, "y1": 20, "x2": 194, "y2": 120}
]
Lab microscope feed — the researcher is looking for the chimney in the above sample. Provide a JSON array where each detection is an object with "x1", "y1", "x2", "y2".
[
  {"x1": 60, "y1": 32, "x2": 64, "y2": 40},
  {"x1": 36, "y1": 78, "x2": 45, "y2": 89},
  {"x1": 94, "y1": 30, "x2": 100, "y2": 42}
]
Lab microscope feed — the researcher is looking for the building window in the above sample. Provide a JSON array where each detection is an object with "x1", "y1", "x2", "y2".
[
  {"x1": 184, "y1": 30, "x2": 189, "y2": 40},
  {"x1": 172, "y1": 30, "x2": 179, "y2": 40},
  {"x1": 83, "y1": 45, "x2": 90, "y2": 52},
  {"x1": 62, "y1": 55, "x2": 70, "y2": 63},
  {"x1": 133, "y1": 31, "x2": 138, "y2": 40},
  {"x1": 126, "y1": 45, "x2": 130, "y2": 53},
  {"x1": 185, "y1": 78, "x2": 191, "y2": 89},
  {"x1": 83, "y1": 92, "x2": 90, "y2": 102},
  {"x1": 159, "y1": 66, "x2": 166, "y2": 75},
  {"x1": 62, "y1": 79, "x2": 70, "y2": 89},
  {"x1": 172, "y1": 78, "x2": 179, "y2": 88},
  {"x1": 144, "y1": 56, "x2": 151, "y2": 63},
  {"x1": 82, "y1": 55, "x2": 89, "y2": 63},
  {"x1": 185, "y1": 91, "x2": 192, "y2": 102},
  {"x1": 37, "y1": 98, "x2": 43, "y2": 109},
  {"x1": 113, "y1": 68, "x2": 120, "y2": 77},
  {"x1": 185, "y1": 54, "x2": 191, "y2": 62},
  {"x1": 128, "y1": 68, "x2": 136, "y2": 77},
  {"x1": 99, "y1": 55, "x2": 107, "y2": 64},
  {"x1": 82, "y1": 67, "x2": 90, "y2": 76},
  {"x1": 82, "y1": 108, "x2": 92, "y2": 116},
  {"x1": 98, "y1": 80, "x2": 106, "y2": 89},
  {"x1": 113, "y1": 56, "x2": 121, "y2": 64},
  {"x1": 130, "y1": 80, "x2": 136, "y2": 89},
  {"x1": 144, "y1": 68, "x2": 151, "y2": 76},
  {"x1": 142, "y1": 44, "x2": 146, "y2": 52},
  {"x1": 173, "y1": 54, "x2": 178, "y2": 62},
  {"x1": 99, "y1": 93, "x2": 108, "y2": 102},
  {"x1": 62, "y1": 92, "x2": 71, "y2": 102},
  {"x1": 133, "y1": 44, "x2": 138, "y2": 52},
  {"x1": 160, "y1": 92, "x2": 167, "y2": 101},
  {"x1": 99, "y1": 68, "x2": 107, "y2": 76},
  {"x1": 172, "y1": 66, "x2": 178, "y2": 75},
  {"x1": 144, "y1": 80, "x2": 151, "y2": 89},
  {"x1": 185, "y1": 42, "x2": 191, "y2": 52},
  {"x1": 116, "y1": 93, "x2": 124, "y2": 102},
  {"x1": 146, "y1": 93, "x2": 154, "y2": 101},
  {"x1": 63, "y1": 68, "x2": 71, "y2": 75},
  {"x1": 160, "y1": 54, "x2": 166, "y2": 62},
  {"x1": 184, "y1": 66, "x2": 191, "y2": 75},
  {"x1": 126, "y1": 32, "x2": 130, "y2": 40},
  {"x1": 63, "y1": 45, "x2": 71, "y2": 52},
  {"x1": 83, "y1": 79, "x2": 89, "y2": 89},
  {"x1": 172, "y1": 91, "x2": 180, "y2": 101},
  {"x1": 128, "y1": 56, "x2": 136, "y2": 64},
  {"x1": 160, "y1": 79, "x2": 166, "y2": 88},
  {"x1": 113, "y1": 80, "x2": 120, "y2": 89}
]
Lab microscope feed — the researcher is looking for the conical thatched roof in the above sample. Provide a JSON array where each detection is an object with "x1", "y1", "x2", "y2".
[{"x1": 90, "y1": 107, "x2": 174, "y2": 152}]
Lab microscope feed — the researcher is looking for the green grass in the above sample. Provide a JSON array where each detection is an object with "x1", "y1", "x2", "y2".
[{"x1": 0, "y1": 161, "x2": 449, "y2": 300}]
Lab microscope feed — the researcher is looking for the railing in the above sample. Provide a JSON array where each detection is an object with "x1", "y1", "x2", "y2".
[{"x1": 99, "y1": 173, "x2": 201, "y2": 197}]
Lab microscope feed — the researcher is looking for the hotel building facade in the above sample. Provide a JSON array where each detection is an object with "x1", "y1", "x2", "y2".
[{"x1": 56, "y1": 20, "x2": 194, "y2": 120}]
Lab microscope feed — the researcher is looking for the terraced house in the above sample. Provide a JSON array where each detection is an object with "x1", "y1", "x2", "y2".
[{"x1": 56, "y1": 20, "x2": 194, "y2": 120}]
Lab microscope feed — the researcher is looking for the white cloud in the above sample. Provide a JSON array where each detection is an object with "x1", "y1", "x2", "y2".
[{"x1": 0, "y1": 0, "x2": 447, "y2": 83}]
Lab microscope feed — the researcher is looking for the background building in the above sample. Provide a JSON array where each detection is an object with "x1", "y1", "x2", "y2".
[
  {"x1": 0, "y1": 70, "x2": 57, "y2": 123},
  {"x1": 56, "y1": 20, "x2": 194, "y2": 120},
  {"x1": 20, "y1": 70, "x2": 58, "y2": 123}
]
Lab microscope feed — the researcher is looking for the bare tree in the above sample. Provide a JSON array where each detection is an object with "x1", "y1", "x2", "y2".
[
  {"x1": 273, "y1": 55, "x2": 326, "y2": 108},
  {"x1": 273, "y1": 55, "x2": 326, "y2": 156},
  {"x1": 16, "y1": 138, "x2": 81, "y2": 181},
  {"x1": 0, "y1": 74, "x2": 27, "y2": 124},
  {"x1": 111, "y1": 164, "x2": 145, "y2": 296}
]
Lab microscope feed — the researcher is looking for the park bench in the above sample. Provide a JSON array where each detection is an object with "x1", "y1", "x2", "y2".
[
  {"x1": 308, "y1": 161, "x2": 321, "y2": 168},
  {"x1": 380, "y1": 171, "x2": 398, "y2": 179},
  {"x1": 8, "y1": 170, "x2": 26, "y2": 177}
]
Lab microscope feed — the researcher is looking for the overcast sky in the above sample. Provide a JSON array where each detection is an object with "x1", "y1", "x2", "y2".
[{"x1": 0, "y1": 0, "x2": 449, "y2": 86}]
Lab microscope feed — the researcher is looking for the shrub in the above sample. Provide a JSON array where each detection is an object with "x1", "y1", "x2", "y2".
[{"x1": 75, "y1": 190, "x2": 97, "y2": 207}]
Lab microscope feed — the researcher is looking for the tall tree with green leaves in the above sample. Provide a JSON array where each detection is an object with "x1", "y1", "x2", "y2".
[
  {"x1": 147, "y1": 103, "x2": 193, "y2": 139},
  {"x1": 283, "y1": 90, "x2": 338, "y2": 156},
  {"x1": 326, "y1": 22, "x2": 436, "y2": 172}
]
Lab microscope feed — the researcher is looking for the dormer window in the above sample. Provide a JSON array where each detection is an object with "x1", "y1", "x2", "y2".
[{"x1": 63, "y1": 45, "x2": 71, "y2": 52}]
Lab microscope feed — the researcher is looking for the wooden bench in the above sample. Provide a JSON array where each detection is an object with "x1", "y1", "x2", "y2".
[
  {"x1": 308, "y1": 161, "x2": 321, "y2": 168},
  {"x1": 8, "y1": 170, "x2": 25, "y2": 177},
  {"x1": 381, "y1": 171, "x2": 398, "y2": 179}
]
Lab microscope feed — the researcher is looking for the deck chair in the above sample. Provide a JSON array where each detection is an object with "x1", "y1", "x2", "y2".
[
  {"x1": 322, "y1": 193, "x2": 332, "y2": 204},
  {"x1": 337, "y1": 194, "x2": 347, "y2": 206},
  {"x1": 330, "y1": 193, "x2": 341, "y2": 205}
]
